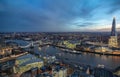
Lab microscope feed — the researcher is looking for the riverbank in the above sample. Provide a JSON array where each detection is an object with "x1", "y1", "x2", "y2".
[
  {"x1": 48, "y1": 44, "x2": 120, "y2": 56},
  {"x1": 75, "y1": 48, "x2": 120, "y2": 56}
]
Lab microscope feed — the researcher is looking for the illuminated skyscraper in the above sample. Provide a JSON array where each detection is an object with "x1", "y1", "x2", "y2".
[
  {"x1": 111, "y1": 17, "x2": 117, "y2": 36},
  {"x1": 108, "y1": 17, "x2": 118, "y2": 47}
]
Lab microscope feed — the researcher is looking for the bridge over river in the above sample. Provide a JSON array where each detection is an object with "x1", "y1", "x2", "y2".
[{"x1": 5, "y1": 40, "x2": 46, "y2": 48}]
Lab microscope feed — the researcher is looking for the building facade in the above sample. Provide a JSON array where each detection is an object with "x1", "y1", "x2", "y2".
[
  {"x1": 108, "y1": 17, "x2": 118, "y2": 48},
  {"x1": 94, "y1": 68, "x2": 115, "y2": 77},
  {"x1": 0, "y1": 47, "x2": 12, "y2": 58}
]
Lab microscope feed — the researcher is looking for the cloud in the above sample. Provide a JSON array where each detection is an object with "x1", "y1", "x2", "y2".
[
  {"x1": 1, "y1": 0, "x2": 120, "y2": 32},
  {"x1": 71, "y1": 21, "x2": 97, "y2": 28},
  {"x1": 106, "y1": 0, "x2": 120, "y2": 14}
]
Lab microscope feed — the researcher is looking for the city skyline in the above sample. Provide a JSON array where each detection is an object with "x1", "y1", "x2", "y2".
[{"x1": 1, "y1": 0, "x2": 120, "y2": 32}]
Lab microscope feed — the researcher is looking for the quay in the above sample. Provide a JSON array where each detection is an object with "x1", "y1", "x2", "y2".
[{"x1": 49, "y1": 44, "x2": 120, "y2": 56}]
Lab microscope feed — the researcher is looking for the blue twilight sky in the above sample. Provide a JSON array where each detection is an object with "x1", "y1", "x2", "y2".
[{"x1": 1, "y1": 0, "x2": 120, "y2": 32}]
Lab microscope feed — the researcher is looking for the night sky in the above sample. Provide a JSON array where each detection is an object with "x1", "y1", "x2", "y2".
[{"x1": 1, "y1": 0, "x2": 120, "y2": 32}]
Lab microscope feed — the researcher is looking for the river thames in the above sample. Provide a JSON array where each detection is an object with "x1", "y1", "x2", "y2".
[
  {"x1": 35, "y1": 46, "x2": 120, "y2": 70},
  {"x1": 7, "y1": 40, "x2": 120, "y2": 70}
]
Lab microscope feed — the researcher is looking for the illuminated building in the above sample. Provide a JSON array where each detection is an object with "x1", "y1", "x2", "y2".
[
  {"x1": 0, "y1": 47, "x2": 12, "y2": 58},
  {"x1": 13, "y1": 54, "x2": 43, "y2": 74},
  {"x1": 108, "y1": 17, "x2": 118, "y2": 48}
]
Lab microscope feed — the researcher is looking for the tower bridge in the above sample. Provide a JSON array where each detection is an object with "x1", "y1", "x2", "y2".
[
  {"x1": 19, "y1": 40, "x2": 42, "y2": 48},
  {"x1": 18, "y1": 40, "x2": 52, "y2": 48},
  {"x1": 5, "y1": 40, "x2": 43, "y2": 48}
]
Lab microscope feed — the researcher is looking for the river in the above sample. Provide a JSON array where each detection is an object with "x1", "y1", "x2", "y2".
[
  {"x1": 37, "y1": 46, "x2": 120, "y2": 69},
  {"x1": 6, "y1": 40, "x2": 120, "y2": 70}
]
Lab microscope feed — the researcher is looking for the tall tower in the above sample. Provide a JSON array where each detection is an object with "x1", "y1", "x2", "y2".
[
  {"x1": 111, "y1": 17, "x2": 117, "y2": 36},
  {"x1": 108, "y1": 17, "x2": 118, "y2": 47}
]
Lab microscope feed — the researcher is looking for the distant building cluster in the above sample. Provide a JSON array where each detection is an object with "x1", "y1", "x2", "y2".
[{"x1": 76, "y1": 17, "x2": 120, "y2": 55}]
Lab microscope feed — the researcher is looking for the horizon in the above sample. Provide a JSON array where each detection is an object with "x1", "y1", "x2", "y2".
[{"x1": 1, "y1": 0, "x2": 120, "y2": 32}]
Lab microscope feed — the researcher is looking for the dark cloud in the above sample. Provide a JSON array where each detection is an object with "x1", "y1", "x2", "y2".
[
  {"x1": 105, "y1": 0, "x2": 120, "y2": 14},
  {"x1": 1, "y1": 0, "x2": 120, "y2": 32},
  {"x1": 76, "y1": 22, "x2": 97, "y2": 27}
]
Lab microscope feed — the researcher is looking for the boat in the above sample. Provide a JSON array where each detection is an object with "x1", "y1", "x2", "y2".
[
  {"x1": 63, "y1": 49, "x2": 81, "y2": 54},
  {"x1": 97, "y1": 64, "x2": 104, "y2": 68}
]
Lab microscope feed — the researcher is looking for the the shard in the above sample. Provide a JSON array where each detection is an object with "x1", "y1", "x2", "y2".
[{"x1": 111, "y1": 17, "x2": 117, "y2": 36}]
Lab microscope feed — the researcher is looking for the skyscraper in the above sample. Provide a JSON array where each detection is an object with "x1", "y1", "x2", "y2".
[
  {"x1": 108, "y1": 17, "x2": 118, "y2": 48},
  {"x1": 111, "y1": 17, "x2": 117, "y2": 36}
]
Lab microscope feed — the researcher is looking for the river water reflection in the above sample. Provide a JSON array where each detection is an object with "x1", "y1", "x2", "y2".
[
  {"x1": 7, "y1": 40, "x2": 120, "y2": 69},
  {"x1": 36, "y1": 46, "x2": 120, "y2": 69}
]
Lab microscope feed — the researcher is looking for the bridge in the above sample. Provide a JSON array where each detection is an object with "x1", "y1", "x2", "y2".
[
  {"x1": 5, "y1": 40, "x2": 42, "y2": 48},
  {"x1": 18, "y1": 40, "x2": 51, "y2": 48},
  {"x1": 5, "y1": 40, "x2": 52, "y2": 48},
  {"x1": 18, "y1": 42, "x2": 33, "y2": 48},
  {"x1": 19, "y1": 40, "x2": 43, "y2": 48}
]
